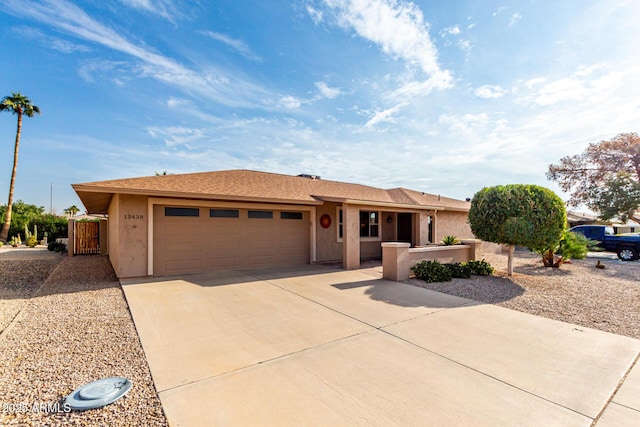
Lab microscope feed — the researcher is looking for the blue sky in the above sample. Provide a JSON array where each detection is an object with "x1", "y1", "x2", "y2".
[{"x1": 1, "y1": 0, "x2": 639, "y2": 214}]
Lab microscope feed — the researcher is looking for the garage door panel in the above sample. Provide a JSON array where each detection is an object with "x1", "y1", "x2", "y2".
[
  {"x1": 154, "y1": 206, "x2": 310, "y2": 276},
  {"x1": 164, "y1": 259, "x2": 202, "y2": 275},
  {"x1": 205, "y1": 256, "x2": 242, "y2": 270}
]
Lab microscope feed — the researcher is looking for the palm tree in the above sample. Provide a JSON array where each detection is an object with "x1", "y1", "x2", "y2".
[
  {"x1": 64, "y1": 205, "x2": 80, "y2": 218},
  {"x1": 0, "y1": 92, "x2": 40, "y2": 242}
]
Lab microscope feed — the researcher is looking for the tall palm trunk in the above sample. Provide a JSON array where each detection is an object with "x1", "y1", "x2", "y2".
[{"x1": 0, "y1": 112, "x2": 22, "y2": 242}]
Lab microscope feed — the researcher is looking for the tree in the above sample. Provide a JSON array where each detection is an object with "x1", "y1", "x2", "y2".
[
  {"x1": 0, "y1": 92, "x2": 40, "y2": 242},
  {"x1": 547, "y1": 132, "x2": 640, "y2": 224},
  {"x1": 0, "y1": 200, "x2": 66, "y2": 241},
  {"x1": 64, "y1": 205, "x2": 80, "y2": 218},
  {"x1": 468, "y1": 184, "x2": 566, "y2": 275}
]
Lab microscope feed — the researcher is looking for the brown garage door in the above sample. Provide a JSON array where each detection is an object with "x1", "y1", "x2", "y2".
[{"x1": 153, "y1": 206, "x2": 310, "y2": 276}]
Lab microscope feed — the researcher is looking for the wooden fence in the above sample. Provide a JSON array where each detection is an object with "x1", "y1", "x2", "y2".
[{"x1": 74, "y1": 221, "x2": 100, "y2": 255}]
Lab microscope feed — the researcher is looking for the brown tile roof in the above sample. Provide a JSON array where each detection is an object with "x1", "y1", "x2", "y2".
[{"x1": 73, "y1": 169, "x2": 470, "y2": 214}]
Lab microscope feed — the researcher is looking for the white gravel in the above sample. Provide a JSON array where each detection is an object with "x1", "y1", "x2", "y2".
[
  {"x1": 407, "y1": 251, "x2": 640, "y2": 340},
  {"x1": 0, "y1": 249, "x2": 167, "y2": 426}
]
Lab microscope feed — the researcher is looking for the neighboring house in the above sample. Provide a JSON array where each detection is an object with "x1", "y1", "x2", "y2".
[
  {"x1": 72, "y1": 169, "x2": 473, "y2": 278},
  {"x1": 566, "y1": 210, "x2": 598, "y2": 228},
  {"x1": 613, "y1": 219, "x2": 640, "y2": 234}
]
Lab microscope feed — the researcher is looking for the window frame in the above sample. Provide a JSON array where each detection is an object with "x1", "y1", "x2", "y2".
[
  {"x1": 248, "y1": 210, "x2": 274, "y2": 219},
  {"x1": 164, "y1": 207, "x2": 200, "y2": 217},
  {"x1": 209, "y1": 209, "x2": 240, "y2": 218},
  {"x1": 336, "y1": 207, "x2": 381, "y2": 242}
]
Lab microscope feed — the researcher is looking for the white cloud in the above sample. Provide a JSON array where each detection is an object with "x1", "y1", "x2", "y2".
[
  {"x1": 3, "y1": 0, "x2": 270, "y2": 107},
  {"x1": 18, "y1": 26, "x2": 90, "y2": 53},
  {"x1": 306, "y1": 5, "x2": 324, "y2": 23},
  {"x1": 508, "y1": 13, "x2": 522, "y2": 27},
  {"x1": 119, "y1": 0, "x2": 182, "y2": 23},
  {"x1": 363, "y1": 104, "x2": 403, "y2": 129},
  {"x1": 474, "y1": 84, "x2": 507, "y2": 99},
  {"x1": 386, "y1": 71, "x2": 453, "y2": 100},
  {"x1": 441, "y1": 25, "x2": 460, "y2": 36},
  {"x1": 438, "y1": 113, "x2": 489, "y2": 136},
  {"x1": 315, "y1": 81, "x2": 341, "y2": 99},
  {"x1": 279, "y1": 95, "x2": 302, "y2": 109},
  {"x1": 517, "y1": 65, "x2": 622, "y2": 106},
  {"x1": 201, "y1": 31, "x2": 262, "y2": 61},
  {"x1": 323, "y1": 0, "x2": 451, "y2": 90},
  {"x1": 492, "y1": 7, "x2": 506, "y2": 16},
  {"x1": 457, "y1": 39, "x2": 472, "y2": 52},
  {"x1": 146, "y1": 126, "x2": 206, "y2": 148}
]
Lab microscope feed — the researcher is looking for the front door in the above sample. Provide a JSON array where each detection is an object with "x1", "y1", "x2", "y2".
[{"x1": 397, "y1": 213, "x2": 413, "y2": 245}]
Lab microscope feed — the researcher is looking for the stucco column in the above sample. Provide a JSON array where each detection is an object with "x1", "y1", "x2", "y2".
[
  {"x1": 342, "y1": 204, "x2": 360, "y2": 269},
  {"x1": 431, "y1": 212, "x2": 438, "y2": 244},
  {"x1": 382, "y1": 242, "x2": 411, "y2": 281},
  {"x1": 417, "y1": 211, "x2": 430, "y2": 246},
  {"x1": 461, "y1": 239, "x2": 482, "y2": 261}
]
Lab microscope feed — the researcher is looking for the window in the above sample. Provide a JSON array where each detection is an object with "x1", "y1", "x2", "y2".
[
  {"x1": 337, "y1": 208, "x2": 379, "y2": 240},
  {"x1": 210, "y1": 209, "x2": 239, "y2": 218},
  {"x1": 165, "y1": 207, "x2": 199, "y2": 217},
  {"x1": 248, "y1": 210, "x2": 273, "y2": 219},
  {"x1": 281, "y1": 211, "x2": 303, "y2": 220},
  {"x1": 360, "y1": 211, "x2": 379, "y2": 238}
]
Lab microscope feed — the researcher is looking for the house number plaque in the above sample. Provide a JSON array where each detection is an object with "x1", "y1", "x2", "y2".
[{"x1": 123, "y1": 214, "x2": 144, "y2": 220}]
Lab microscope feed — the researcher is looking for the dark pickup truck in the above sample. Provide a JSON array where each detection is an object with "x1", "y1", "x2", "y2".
[{"x1": 570, "y1": 225, "x2": 640, "y2": 261}]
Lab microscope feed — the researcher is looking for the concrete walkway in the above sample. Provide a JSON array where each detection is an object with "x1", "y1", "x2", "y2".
[{"x1": 122, "y1": 265, "x2": 640, "y2": 426}]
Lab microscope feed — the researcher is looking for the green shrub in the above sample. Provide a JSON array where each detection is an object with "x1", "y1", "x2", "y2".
[
  {"x1": 412, "y1": 260, "x2": 452, "y2": 283},
  {"x1": 465, "y1": 259, "x2": 494, "y2": 275},
  {"x1": 441, "y1": 235, "x2": 460, "y2": 245},
  {"x1": 26, "y1": 235, "x2": 38, "y2": 248},
  {"x1": 47, "y1": 241, "x2": 66, "y2": 253},
  {"x1": 445, "y1": 262, "x2": 472, "y2": 278}
]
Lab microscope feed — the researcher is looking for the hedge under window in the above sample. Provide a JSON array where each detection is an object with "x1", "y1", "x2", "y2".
[
  {"x1": 165, "y1": 207, "x2": 200, "y2": 217},
  {"x1": 210, "y1": 209, "x2": 239, "y2": 218},
  {"x1": 248, "y1": 210, "x2": 273, "y2": 219},
  {"x1": 280, "y1": 211, "x2": 303, "y2": 220}
]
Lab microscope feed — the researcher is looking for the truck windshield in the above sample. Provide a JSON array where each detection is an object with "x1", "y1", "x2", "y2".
[{"x1": 605, "y1": 226, "x2": 615, "y2": 236}]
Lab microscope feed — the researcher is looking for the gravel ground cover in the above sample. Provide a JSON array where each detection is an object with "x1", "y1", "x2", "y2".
[
  {"x1": 0, "y1": 248, "x2": 63, "y2": 334},
  {"x1": 408, "y1": 251, "x2": 640, "y2": 340},
  {"x1": 0, "y1": 251, "x2": 167, "y2": 426}
]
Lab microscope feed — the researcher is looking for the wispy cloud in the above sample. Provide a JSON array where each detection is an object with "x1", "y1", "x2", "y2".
[
  {"x1": 3, "y1": 0, "x2": 270, "y2": 108},
  {"x1": 474, "y1": 84, "x2": 507, "y2": 99},
  {"x1": 201, "y1": 31, "x2": 262, "y2": 61},
  {"x1": 363, "y1": 104, "x2": 404, "y2": 129},
  {"x1": 306, "y1": 5, "x2": 324, "y2": 24},
  {"x1": 492, "y1": 7, "x2": 506, "y2": 17},
  {"x1": 146, "y1": 126, "x2": 206, "y2": 148},
  {"x1": 517, "y1": 64, "x2": 624, "y2": 106},
  {"x1": 323, "y1": 0, "x2": 452, "y2": 96},
  {"x1": 279, "y1": 95, "x2": 302, "y2": 109},
  {"x1": 440, "y1": 25, "x2": 460, "y2": 36},
  {"x1": 315, "y1": 81, "x2": 341, "y2": 99},
  {"x1": 18, "y1": 26, "x2": 90, "y2": 53},
  {"x1": 508, "y1": 13, "x2": 522, "y2": 27},
  {"x1": 119, "y1": 0, "x2": 183, "y2": 23}
]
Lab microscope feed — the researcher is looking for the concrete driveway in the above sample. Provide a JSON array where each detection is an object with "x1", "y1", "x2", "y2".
[{"x1": 122, "y1": 265, "x2": 640, "y2": 426}]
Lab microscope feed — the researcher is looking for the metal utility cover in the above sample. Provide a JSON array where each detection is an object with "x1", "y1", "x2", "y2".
[{"x1": 65, "y1": 377, "x2": 132, "y2": 411}]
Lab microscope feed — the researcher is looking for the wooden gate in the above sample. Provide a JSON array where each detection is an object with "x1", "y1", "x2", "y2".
[{"x1": 74, "y1": 221, "x2": 100, "y2": 255}]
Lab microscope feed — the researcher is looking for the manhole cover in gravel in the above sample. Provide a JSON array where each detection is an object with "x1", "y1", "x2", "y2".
[{"x1": 65, "y1": 377, "x2": 132, "y2": 410}]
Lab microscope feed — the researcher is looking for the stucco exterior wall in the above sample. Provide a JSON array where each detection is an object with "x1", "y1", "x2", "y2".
[
  {"x1": 435, "y1": 211, "x2": 473, "y2": 243},
  {"x1": 315, "y1": 202, "x2": 388, "y2": 263},
  {"x1": 108, "y1": 195, "x2": 120, "y2": 275},
  {"x1": 108, "y1": 194, "x2": 148, "y2": 278},
  {"x1": 315, "y1": 202, "x2": 342, "y2": 262}
]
